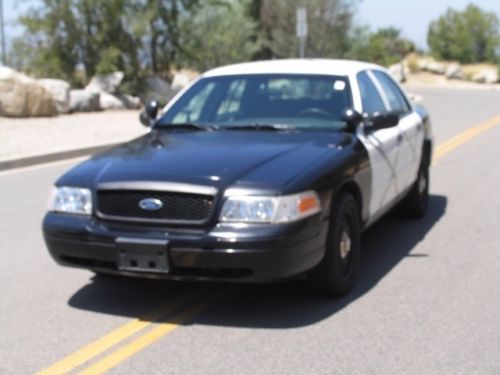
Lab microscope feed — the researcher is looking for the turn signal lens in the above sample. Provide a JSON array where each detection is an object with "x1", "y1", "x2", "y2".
[{"x1": 299, "y1": 195, "x2": 320, "y2": 214}]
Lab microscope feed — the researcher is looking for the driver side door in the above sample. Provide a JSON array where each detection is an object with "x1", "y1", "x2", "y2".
[{"x1": 356, "y1": 71, "x2": 402, "y2": 222}]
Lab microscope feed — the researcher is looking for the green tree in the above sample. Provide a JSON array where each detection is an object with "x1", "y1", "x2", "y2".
[
  {"x1": 128, "y1": 0, "x2": 200, "y2": 75},
  {"x1": 367, "y1": 27, "x2": 414, "y2": 66},
  {"x1": 259, "y1": 0, "x2": 356, "y2": 59},
  {"x1": 344, "y1": 27, "x2": 414, "y2": 66},
  {"x1": 177, "y1": 0, "x2": 261, "y2": 71},
  {"x1": 427, "y1": 4, "x2": 499, "y2": 63},
  {"x1": 13, "y1": 0, "x2": 140, "y2": 85}
]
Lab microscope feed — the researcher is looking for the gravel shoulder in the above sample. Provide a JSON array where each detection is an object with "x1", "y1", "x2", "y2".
[{"x1": 0, "y1": 110, "x2": 147, "y2": 163}]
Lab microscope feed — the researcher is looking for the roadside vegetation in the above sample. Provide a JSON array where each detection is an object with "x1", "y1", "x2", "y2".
[{"x1": 6, "y1": 0, "x2": 500, "y2": 91}]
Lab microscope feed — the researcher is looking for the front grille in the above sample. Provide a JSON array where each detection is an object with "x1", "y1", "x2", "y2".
[{"x1": 97, "y1": 190, "x2": 215, "y2": 224}]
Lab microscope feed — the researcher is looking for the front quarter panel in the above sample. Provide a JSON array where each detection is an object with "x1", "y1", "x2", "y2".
[{"x1": 284, "y1": 135, "x2": 372, "y2": 224}]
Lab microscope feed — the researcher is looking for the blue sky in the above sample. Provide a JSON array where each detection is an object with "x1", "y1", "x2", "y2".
[{"x1": 3, "y1": 0, "x2": 500, "y2": 50}]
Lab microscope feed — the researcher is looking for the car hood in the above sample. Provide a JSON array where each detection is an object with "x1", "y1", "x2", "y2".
[{"x1": 57, "y1": 129, "x2": 353, "y2": 192}]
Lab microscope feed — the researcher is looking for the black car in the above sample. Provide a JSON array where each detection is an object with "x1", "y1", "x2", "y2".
[{"x1": 43, "y1": 59, "x2": 433, "y2": 297}]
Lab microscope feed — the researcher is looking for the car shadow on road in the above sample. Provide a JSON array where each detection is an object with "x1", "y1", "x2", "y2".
[{"x1": 68, "y1": 194, "x2": 447, "y2": 328}]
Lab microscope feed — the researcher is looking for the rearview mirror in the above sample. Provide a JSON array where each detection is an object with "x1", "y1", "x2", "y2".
[
  {"x1": 139, "y1": 101, "x2": 159, "y2": 127},
  {"x1": 364, "y1": 111, "x2": 399, "y2": 132}
]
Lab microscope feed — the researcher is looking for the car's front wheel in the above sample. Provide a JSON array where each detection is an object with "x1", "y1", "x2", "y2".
[{"x1": 307, "y1": 192, "x2": 361, "y2": 297}]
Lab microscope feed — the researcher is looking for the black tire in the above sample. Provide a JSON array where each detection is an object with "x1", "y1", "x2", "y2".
[
  {"x1": 307, "y1": 192, "x2": 361, "y2": 297},
  {"x1": 398, "y1": 159, "x2": 430, "y2": 219}
]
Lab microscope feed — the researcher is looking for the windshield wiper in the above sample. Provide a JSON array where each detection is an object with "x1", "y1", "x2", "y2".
[
  {"x1": 156, "y1": 123, "x2": 216, "y2": 131},
  {"x1": 223, "y1": 123, "x2": 296, "y2": 131}
]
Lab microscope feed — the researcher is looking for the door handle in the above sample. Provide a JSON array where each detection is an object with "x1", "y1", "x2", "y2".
[{"x1": 397, "y1": 134, "x2": 403, "y2": 142}]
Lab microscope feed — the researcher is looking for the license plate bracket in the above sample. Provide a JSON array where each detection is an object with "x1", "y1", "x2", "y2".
[{"x1": 116, "y1": 237, "x2": 169, "y2": 274}]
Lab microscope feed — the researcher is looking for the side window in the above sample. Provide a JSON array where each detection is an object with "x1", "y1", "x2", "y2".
[
  {"x1": 357, "y1": 71, "x2": 386, "y2": 114},
  {"x1": 372, "y1": 71, "x2": 411, "y2": 115}
]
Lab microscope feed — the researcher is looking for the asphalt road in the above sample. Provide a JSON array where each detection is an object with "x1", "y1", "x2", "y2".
[{"x1": 1, "y1": 87, "x2": 500, "y2": 375}]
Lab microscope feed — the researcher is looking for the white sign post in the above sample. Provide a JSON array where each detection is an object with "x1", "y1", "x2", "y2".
[{"x1": 296, "y1": 7, "x2": 307, "y2": 58}]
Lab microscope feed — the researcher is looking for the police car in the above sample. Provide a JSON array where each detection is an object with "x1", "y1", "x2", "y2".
[{"x1": 43, "y1": 59, "x2": 432, "y2": 297}]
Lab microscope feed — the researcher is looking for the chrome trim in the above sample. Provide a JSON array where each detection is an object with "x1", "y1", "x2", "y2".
[
  {"x1": 116, "y1": 237, "x2": 168, "y2": 246},
  {"x1": 97, "y1": 181, "x2": 218, "y2": 196}
]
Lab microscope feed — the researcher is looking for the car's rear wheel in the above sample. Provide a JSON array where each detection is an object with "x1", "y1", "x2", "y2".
[
  {"x1": 307, "y1": 192, "x2": 361, "y2": 297},
  {"x1": 398, "y1": 158, "x2": 429, "y2": 219}
]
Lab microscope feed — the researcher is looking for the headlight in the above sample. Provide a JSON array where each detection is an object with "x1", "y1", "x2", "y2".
[
  {"x1": 220, "y1": 190, "x2": 321, "y2": 224},
  {"x1": 48, "y1": 186, "x2": 92, "y2": 215}
]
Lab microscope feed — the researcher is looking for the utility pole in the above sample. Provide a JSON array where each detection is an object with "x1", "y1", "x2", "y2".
[
  {"x1": 296, "y1": 7, "x2": 307, "y2": 58},
  {"x1": 0, "y1": 0, "x2": 5, "y2": 65}
]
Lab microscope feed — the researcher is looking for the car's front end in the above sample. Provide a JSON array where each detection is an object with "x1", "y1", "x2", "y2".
[
  {"x1": 43, "y1": 187, "x2": 329, "y2": 282},
  {"x1": 42, "y1": 64, "x2": 370, "y2": 285}
]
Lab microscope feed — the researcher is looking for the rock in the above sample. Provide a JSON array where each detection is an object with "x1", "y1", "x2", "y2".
[
  {"x1": 416, "y1": 59, "x2": 428, "y2": 71},
  {"x1": 116, "y1": 94, "x2": 141, "y2": 109},
  {"x1": 141, "y1": 76, "x2": 179, "y2": 106},
  {"x1": 0, "y1": 67, "x2": 57, "y2": 117},
  {"x1": 38, "y1": 79, "x2": 71, "y2": 114},
  {"x1": 99, "y1": 92, "x2": 126, "y2": 110},
  {"x1": 171, "y1": 69, "x2": 199, "y2": 90},
  {"x1": 69, "y1": 89, "x2": 101, "y2": 112},
  {"x1": 472, "y1": 69, "x2": 498, "y2": 84},
  {"x1": 445, "y1": 64, "x2": 464, "y2": 80},
  {"x1": 85, "y1": 71, "x2": 124, "y2": 94},
  {"x1": 425, "y1": 62, "x2": 446, "y2": 75},
  {"x1": 388, "y1": 62, "x2": 409, "y2": 83}
]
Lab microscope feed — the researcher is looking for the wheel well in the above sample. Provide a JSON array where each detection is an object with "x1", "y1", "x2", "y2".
[{"x1": 334, "y1": 181, "x2": 363, "y2": 218}]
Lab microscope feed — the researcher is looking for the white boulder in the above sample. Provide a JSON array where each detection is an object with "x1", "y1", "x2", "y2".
[
  {"x1": 85, "y1": 71, "x2": 124, "y2": 94},
  {"x1": 445, "y1": 64, "x2": 464, "y2": 80},
  {"x1": 171, "y1": 69, "x2": 199, "y2": 90},
  {"x1": 69, "y1": 89, "x2": 101, "y2": 112},
  {"x1": 426, "y1": 62, "x2": 446, "y2": 75},
  {"x1": 388, "y1": 62, "x2": 409, "y2": 83},
  {"x1": 472, "y1": 69, "x2": 498, "y2": 84},
  {"x1": 38, "y1": 79, "x2": 71, "y2": 113},
  {"x1": 116, "y1": 94, "x2": 141, "y2": 109},
  {"x1": 0, "y1": 67, "x2": 57, "y2": 117},
  {"x1": 99, "y1": 92, "x2": 126, "y2": 110}
]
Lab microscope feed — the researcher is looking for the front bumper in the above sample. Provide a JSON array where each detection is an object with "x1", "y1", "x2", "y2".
[{"x1": 42, "y1": 213, "x2": 328, "y2": 282}]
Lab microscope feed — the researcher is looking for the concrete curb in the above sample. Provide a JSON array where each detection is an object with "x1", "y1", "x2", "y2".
[{"x1": 0, "y1": 143, "x2": 121, "y2": 171}]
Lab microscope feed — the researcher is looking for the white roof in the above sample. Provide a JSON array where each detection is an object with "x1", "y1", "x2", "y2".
[{"x1": 202, "y1": 59, "x2": 383, "y2": 78}]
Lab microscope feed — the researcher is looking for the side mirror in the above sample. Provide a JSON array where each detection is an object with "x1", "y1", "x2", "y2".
[
  {"x1": 342, "y1": 108, "x2": 364, "y2": 130},
  {"x1": 365, "y1": 111, "x2": 399, "y2": 131},
  {"x1": 139, "y1": 101, "x2": 159, "y2": 127}
]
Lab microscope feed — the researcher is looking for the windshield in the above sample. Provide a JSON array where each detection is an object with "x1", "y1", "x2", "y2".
[{"x1": 157, "y1": 74, "x2": 352, "y2": 130}]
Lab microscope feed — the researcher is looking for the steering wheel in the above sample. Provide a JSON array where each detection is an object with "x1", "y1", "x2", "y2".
[{"x1": 296, "y1": 107, "x2": 335, "y2": 119}]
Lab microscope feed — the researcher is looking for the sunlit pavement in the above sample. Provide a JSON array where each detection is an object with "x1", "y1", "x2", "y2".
[{"x1": 1, "y1": 87, "x2": 499, "y2": 374}]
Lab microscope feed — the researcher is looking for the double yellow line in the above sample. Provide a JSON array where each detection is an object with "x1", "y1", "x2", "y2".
[
  {"x1": 37, "y1": 114, "x2": 500, "y2": 374},
  {"x1": 37, "y1": 286, "x2": 231, "y2": 375}
]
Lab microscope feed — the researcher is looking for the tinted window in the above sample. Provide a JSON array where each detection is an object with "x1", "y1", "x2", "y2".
[
  {"x1": 160, "y1": 74, "x2": 353, "y2": 130},
  {"x1": 357, "y1": 71, "x2": 386, "y2": 114},
  {"x1": 372, "y1": 70, "x2": 411, "y2": 115}
]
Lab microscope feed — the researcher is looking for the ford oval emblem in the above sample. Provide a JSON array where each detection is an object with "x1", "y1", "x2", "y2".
[{"x1": 139, "y1": 198, "x2": 163, "y2": 212}]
